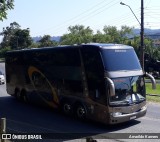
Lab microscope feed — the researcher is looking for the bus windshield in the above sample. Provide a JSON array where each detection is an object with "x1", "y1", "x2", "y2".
[
  {"x1": 101, "y1": 48, "x2": 141, "y2": 71},
  {"x1": 109, "y1": 76, "x2": 145, "y2": 106}
]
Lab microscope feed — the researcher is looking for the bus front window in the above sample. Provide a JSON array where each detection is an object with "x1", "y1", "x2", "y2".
[{"x1": 109, "y1": 76, "x2": 146, "y2": 106}]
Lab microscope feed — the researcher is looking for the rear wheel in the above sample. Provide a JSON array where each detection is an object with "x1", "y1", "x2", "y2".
[
  {"x1": 62, "y1": 101, "x2": 72, "y2": 115},
  {"x1": 21, "y1": 90, "x2": 29, "y2": 103},
  {"x1": 15, "y1": 90, "x2": 22, "y2": 100},
  {"x1": 75, "y1": 104, "x2": 86, "y2": 120},
  {"x1": 23, "y1": 94, "x2": 28, "y2": 103},
  {"x1": 15, "y1": 89, "x2": 28, "y2": 102}
]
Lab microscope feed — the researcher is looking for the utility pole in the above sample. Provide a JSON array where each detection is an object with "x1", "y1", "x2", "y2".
[{"x1": 140, "y1": 0, "x2": 144, "y2": 71}]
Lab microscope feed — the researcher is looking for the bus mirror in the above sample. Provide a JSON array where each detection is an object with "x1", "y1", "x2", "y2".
[
  {"x1": 105, "y1": 77, "x2": 115, "y2": 96},
  {"x1": 145, "y1": 72, "x2": 156, "y2": 90}
]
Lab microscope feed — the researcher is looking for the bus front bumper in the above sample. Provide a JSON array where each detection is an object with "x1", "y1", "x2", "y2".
[{"x1": 109, "y1": 105, "x2": 147, "y2": 124}]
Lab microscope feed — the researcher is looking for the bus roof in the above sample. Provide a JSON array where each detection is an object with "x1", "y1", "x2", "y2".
[
  {"x1": 83, "y1": 43, "x2": 133, "y2": 49},
  {"x1": 6, "y1": 43, "x2": 133, "y2": 54}
]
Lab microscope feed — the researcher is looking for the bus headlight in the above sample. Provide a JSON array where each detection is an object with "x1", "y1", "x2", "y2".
[{"x1": 110, "y1": 112, "x2": 122, "y2": 117}]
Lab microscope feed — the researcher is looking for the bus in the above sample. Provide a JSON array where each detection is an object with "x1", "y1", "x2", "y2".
[{"x1": 5, "y1": 43, "x2": 156, "y2": 124}]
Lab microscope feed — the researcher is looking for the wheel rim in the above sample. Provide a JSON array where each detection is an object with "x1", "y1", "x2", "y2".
[
  {"x1": 63, "y1": 103, "x2": 71, "y2": 114},
  {"x1": 16, "y1": 91, "x2": 21, "y2": 99},
  {"x1": 77, "y1": 106, "x2": 86, "y2": 119},
  {"x1": 23, "y1": 94, "x2": 28, "y2": 103}
]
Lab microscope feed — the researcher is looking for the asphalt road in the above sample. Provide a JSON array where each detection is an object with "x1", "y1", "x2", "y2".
[
  {"x1": 0, "y1": 62, "x2": 5, "y2": 74},
  {"x1": 0, "y1": 63, "x2": 160, "y2": 142}
]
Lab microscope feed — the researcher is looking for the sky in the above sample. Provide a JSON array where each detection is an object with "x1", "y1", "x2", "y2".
[{"x1": 0, "y1": 0, "x2": 160, "y2": 39}]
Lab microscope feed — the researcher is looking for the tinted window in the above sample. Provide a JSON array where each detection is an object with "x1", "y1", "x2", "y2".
[
  {"x1": 23, "y1": 47, "x2": 81, "y2": 67},
  {"x1": 81, "y1": 47, "x2": 106, "y2": 103},
  {"x1": 101, "y1": 49, "x2": 141, "y2": 71},
  {"x1": 6, "y1": 51, "x2": 24, "y2": 65},
  {"x1": 81, "y1": 47, "x2": 104, "y2": 83},
  {"x1": 48, "y1": 48, "x2": 81, "y2": 66}
]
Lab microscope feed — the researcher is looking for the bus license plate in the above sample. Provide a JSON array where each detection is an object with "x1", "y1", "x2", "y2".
[{"x1": 130, "y1": 116, "x2": 136, "y2": 120}]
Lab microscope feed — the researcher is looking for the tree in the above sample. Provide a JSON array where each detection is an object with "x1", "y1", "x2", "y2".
[
  {"x1": 10, "y1": 28, "x2": 32, "y2": 49},
  {"x1": 38, "y1": 35, "x2": 57, "y2": 47},
  {"x1": 103, "y1": 25, "x2": 133, "y2": 43},
  {"x1": 103, "y1": 26, "x2": 120, "y2": 43},
  {"x1": 29, "y1": 42, "x2": 40, "y2": 48},
  {"x1": 60, "y1": 25, "x2": 93, "y2": 45},
  {"x1": 93, "y1": 30, "x2": 107, "y2": 43},
  {"x1": 0, "y1": 22, "x2": 32, "y2": 49},
  {"x1": 119, "y1": 25, "x2": 133, "y2": 43},
  {"x1": 0, "y1": 22, "x2": 20, "y2": 48},
  {"x1": 0, "y1": 0, "x2": 14, "y2": 21}
]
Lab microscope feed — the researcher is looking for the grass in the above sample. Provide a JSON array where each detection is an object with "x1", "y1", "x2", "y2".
[
  {"x1": 146, "y1": 83, "x2": 160, "y2": 95},
  {"x1": 146, "y1": 83, "x2": 160, "y2": 103},
  {"x1": 146, "y1": 95, "x2": 160, "y2": 103}
]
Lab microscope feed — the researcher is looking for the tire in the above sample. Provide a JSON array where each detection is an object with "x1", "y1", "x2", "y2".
[
  {"x1": 16, "y1": 90, "x2": 22, "y2": 101},
  {"x1": 22, "y1": 92, "x2": 29, "y2": 103},
  {"x1": 75, "y1": 104, "x2": 86, "y2": 120},
  {"x1": 62, "y1": 101, "x2": 72, "y2": 115},
  {"x1": 15, "y1": 89, "x2": 28, "y2": 102}
]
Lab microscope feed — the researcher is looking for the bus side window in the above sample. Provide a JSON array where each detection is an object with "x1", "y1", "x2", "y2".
[{"x1": 50, "y1": 48, "x2": 83, "y2": 94}]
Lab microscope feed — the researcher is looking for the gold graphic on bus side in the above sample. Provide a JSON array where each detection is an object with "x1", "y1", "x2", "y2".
[{"x1": 28, "y1": 66, "x2": 59, "y2": 108}]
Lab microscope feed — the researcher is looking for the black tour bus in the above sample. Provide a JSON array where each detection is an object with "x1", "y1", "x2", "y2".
[{"x1": 5, "y1": 43, "x2": 156, "y2": 124}]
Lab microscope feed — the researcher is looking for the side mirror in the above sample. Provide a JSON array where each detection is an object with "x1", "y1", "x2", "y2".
[
  {"x1": 145, "y1": 72, "x2": 156, "y2": 90},
  {"x1": 105, "y1": 77, "x2": 115, "y2": 96}
]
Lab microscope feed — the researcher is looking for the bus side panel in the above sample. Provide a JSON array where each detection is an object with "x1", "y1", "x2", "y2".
[{"x1": 5, "y1": 47, "x2": 85, "y2": 109}]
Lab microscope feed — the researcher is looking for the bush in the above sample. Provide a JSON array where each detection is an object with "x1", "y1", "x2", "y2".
[{"x1": 0, "y1": 47, "x2": 11, "y2": 58}]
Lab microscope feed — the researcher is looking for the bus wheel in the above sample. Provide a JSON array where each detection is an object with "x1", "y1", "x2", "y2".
[
  {"x1": 23, "y1": 94, "x2": 28, "y2": 103},
  {"x1": 16, "y1": 90, "x2": 22, "y2": 101},
  {"x1": 76, "y1": 104, "x2": 86, "y2": 120},
  {"x1": 62, "y1": 102, "x2": 72, "y2": 115},
  {"x1": 21, "y1": 91, "x2": 29, "y2": 103}
]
